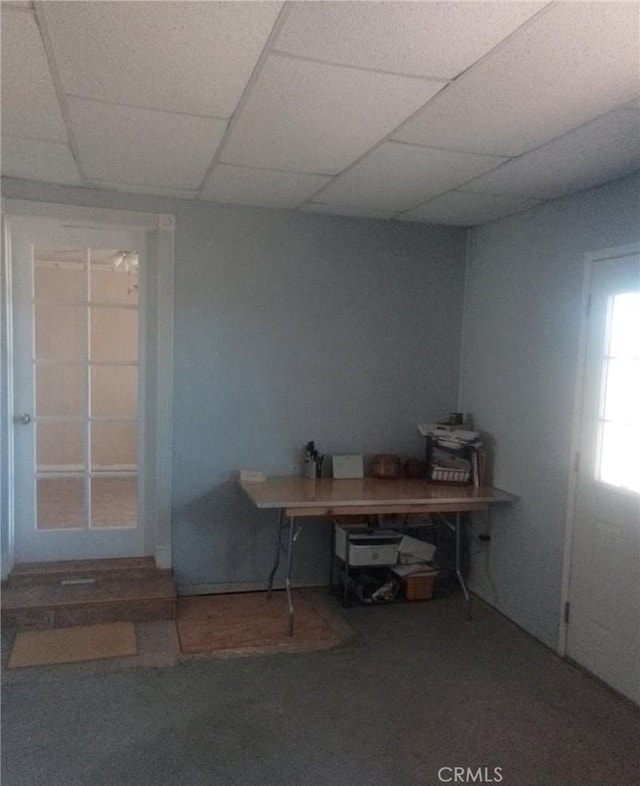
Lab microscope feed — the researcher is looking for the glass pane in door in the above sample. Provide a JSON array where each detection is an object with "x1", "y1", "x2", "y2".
[
  {"x1": 596, "y1": 291, "x2": 640, "y2": 493},
  {"x1": 91, "y1": 421, "x2": 137, "y2": 469},
  {"x1": 90, "y1": 256, "x2": 138, "y2": 305},
  {"x1": 89, "y1": 256, "x2": 139, "y2": 529},
  {"x1": 32, "y1": 245, "x2": 140, "y2": 533},
  {"x1": 36, "y1": 364, "x2": 85, "y2": 416},
  {"x1": 34, "y1": 260, "x2": 84, "y2": 301},
  {"x1": 37, "y1": 477, "x2": 85, "y2": 529},
  {"x1": 35, "y1": 304, "x2": 85, "y2": 360},
  {"x1": 33, "y1": 253, "x2": 87, "y2": 531},
  {"x1": 90, "y1": 307, "x2": 138, "y2": 362},
  {"x1": 36, "y1": 421, "x2": 84, "y2": 468},
  {"x1": 91, "y1": 366, "x2": 137, "y2": 417},
  {"x1": 92, "y1": 476, "x2": 137, "y2": 528}
]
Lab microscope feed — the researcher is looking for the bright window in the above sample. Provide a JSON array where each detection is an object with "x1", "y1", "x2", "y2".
[{"x1": 596, "y1": 292, "x2": 640, "y2": 493}]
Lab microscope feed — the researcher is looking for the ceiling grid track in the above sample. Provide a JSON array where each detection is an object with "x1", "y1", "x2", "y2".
[
  {"x1": 2, "y1": 1, "x2": 638, "y2": 225},
  {"x1": 296, "y1": 0, "x2": 560, "y2": 212},
  {"x1": 195, "y1": 2, "x2": 295, "y2": 199},
  {"x1": 32, "y1": 0, "x2": 88, "y2": 186}
]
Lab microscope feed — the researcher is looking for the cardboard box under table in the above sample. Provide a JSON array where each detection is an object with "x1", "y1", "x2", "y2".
[{"x1": 392, "y1": 565, "x2": 440, "y2": 601}]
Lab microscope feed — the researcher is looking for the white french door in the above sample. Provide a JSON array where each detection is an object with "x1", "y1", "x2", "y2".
[
  {"x1": 10, "y1": 215, "x2": 147, "y2": 562},
  {"x1": 567, "y1": 251, "x2": 640, "y2": 703}
]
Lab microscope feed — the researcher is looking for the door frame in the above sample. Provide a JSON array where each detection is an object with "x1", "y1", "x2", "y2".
[
  {"x1": 558, "y1": 241, "x2": 640, "y2": 657},
  {"x1": 1, "y1": 199, "x2": 174, "y2": 578}
]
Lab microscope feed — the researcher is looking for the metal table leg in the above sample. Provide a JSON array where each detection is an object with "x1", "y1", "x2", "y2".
[
  {"x1": 436, "y1": 511, "x2": 472, "y2": 619},
  {"x1": 454, "y1": 512, "x2": 472, "y2": 619},
  {"x1": 329, "y1": 523, "x2": 336, "y2": 591},
  {"x1": 266, "y1": 508, "x2": 302, "y2": 636},
  {"x1": 285, "y1": 515, "x2": 295, "y2": 636},
  {"x1": 342, "y1": 529, "x2": 351, "y2": 608},
  {"x1": 267, "y1": 508, "x2": 285, "y2": 598}
]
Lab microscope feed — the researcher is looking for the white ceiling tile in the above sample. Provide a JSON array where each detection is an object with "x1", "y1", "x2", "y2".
[
  {"x1": 1, "y1": 138, "x2": 81, "y2": 185},
  {"x1": 399, "y1": 191, "x2": 543, "y2": 226},
  {"x1": 67, "y1": 97, "x2": 226, "y2": 190},
  {"x1": 394, "y1": 2, "x2": 640, "y2": 156},
  {"x1": 299, "y1": 203, "x2": 394, "y2": 220},
  {"x1": 315, "y1": 142, "x2": 506, "y2": 212},
  {"x1": 220, "y1": 55, "x2": 444, "y2": 174},
  {"x1": 463, "y1": 109, "x2": 640, "y2": 199},
  {"x1": 0, "y1": 9, "x2": 68, "y2": 142},
  {"x1": 201, "y1": 165, "x2": 331, "y2": 209},
  {"x1": 2, "y1": 2, "x2": 636, "y2": 219},
  {"x1": 86, "y1": 181, "x2": 198, "y2": 201},
  {"x1": 276, "y1": 1, "x2": 545, "y2": 79},
  {"x1": 43, "y1": 1, "x2": 283, "y2": 118}
]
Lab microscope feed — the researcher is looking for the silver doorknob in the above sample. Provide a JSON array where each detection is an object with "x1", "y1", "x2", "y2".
[{"x1": 15, "y1": 413, "x2": 32, "y2": 425}]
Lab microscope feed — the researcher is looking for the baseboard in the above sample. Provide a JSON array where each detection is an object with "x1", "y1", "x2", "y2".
[{"x1": 154, "y1": 545, "x2": 172, "y2": 571}]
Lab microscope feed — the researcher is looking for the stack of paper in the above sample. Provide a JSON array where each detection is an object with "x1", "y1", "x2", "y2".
[
  {"x1": 418, "y1": 423, "x2": 481, "y2": 448},
  {"x1": 418, "y1": 423, "x2": 484, "y2": 484},
  {"x1": 398, "y1": 535, "x2": 436, "y2": 564},
  {"x1": 392, "y1": 564, "x2": 439, "y2": 578}
]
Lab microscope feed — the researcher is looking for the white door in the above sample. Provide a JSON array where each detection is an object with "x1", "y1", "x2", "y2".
[
  {"x1": 567, "y1": 252, "x2": 640, "y2": 703},
  {"x1": 11, "y1": 215, "x2": 148, "y2": 562}
]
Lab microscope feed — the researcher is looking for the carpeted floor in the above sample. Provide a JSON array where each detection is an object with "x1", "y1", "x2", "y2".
[{"x1": 2, "y1": 595, "x2": 639, "y2": 786}]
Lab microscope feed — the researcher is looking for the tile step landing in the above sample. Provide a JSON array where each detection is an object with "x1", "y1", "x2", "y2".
[{"x1": 2, "y1": 557, "x2": 177, "y2": 630}]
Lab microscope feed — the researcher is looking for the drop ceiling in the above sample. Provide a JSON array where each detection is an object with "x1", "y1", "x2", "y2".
[{"x1": 2, "y1": 1, "x2": 639, "y2": 226}]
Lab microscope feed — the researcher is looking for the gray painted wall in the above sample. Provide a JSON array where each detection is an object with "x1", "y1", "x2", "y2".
[
  {"x1": 6, "y1": 173, "x2": 637, "y2": 648},
  {"x1": 460, "y1": 173, "x2": 640, "y2": 649},
  {"x1": 171, "y1": 205, "x2": 467, "y2": 590},
  {"x1": 1, "y1": 179, "x2": 466, "y2": 590}
]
